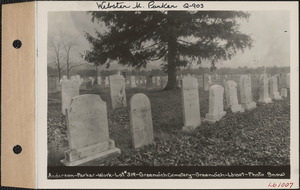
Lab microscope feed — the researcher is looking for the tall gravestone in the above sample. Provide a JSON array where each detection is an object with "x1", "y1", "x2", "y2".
[
  {"x1": 129, "y1": 93, "x2": 154, "y2": 148},
  {"x1": 239, "y1": 75, "x2": 257, "y2": 110},
  {"x1": 48, "y1": 75, "x2": 57, "y2": 93},
  {"x1": 130, "y1": 76, "x2": 137, "y2": 88},
  {"x1": 61, "y1": 78, "x2": 80, "y2": 115},
  {"x1": 224, "y1": 80, "x2": 244, "y2": 112},
  {"x1": 269, "y1": 76, "x2": 281, "y2": 100},
  {"x1": 181, "y1": 76, "x2": 201, "y2": 131},
  {"x1": 61, "y1": 95, "x2": 121, "y2": 166},
  {"x1": 109, "y1": 75, "x2": 127, "y2": 109},
  {"x1": 258, "y1": 74, "x2": 272, "y2": 104},
  {"x1": 204, "y1": 85, "x2": 226, "y2": 123}
]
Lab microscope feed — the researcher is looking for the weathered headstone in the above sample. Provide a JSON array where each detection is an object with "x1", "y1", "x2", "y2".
[
  {"x1": 152, "y1": 76, "x2": 156, "y2": 86},
  {"x1": 129, "y1": 93, "x2": 154, "y2": 148},
  {"x1": 109, "y1": 75, "x2": 127, "y2": 108},
  {"x1": 204, "y1": 85, "x2": 226, "y2": 123},
  {"x1": 181, "y1": 76, "x2": 201, "y2": 131},
  {"x1": 239, "y1": 75, "x2": 257, "y2": 110},
  {"x1": 48, "y1": 75, "x2": 57, "y2": 93},
  {"x1": 281, "y1": 88, "x2": 288, "y2": 98},
  {"x1": 130, "y1": 76, "x2": 137, "y2": 88},
  {"x1": 224, "y1": 80, "x2": 244, "y2": 112},
  {"x1": 269, "y1": 76, "x2": 282, "y2": 100},
  {"x1": 61, "y1": 79, "x2": 80, "y2": 115},
  {"x1": 61, "y1": 94, "x2": 121, "y2": 166},
  {"x1": 258, "y1": 74, "x2": 272, "y2": 104}
]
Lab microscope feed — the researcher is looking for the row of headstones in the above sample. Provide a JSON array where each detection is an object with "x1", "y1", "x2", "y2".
[{"x1": 59, "y1": 73, "x2": 289, "y2": 166}]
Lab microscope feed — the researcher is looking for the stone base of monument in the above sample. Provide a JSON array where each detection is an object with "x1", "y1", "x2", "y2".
[
  {"x1": 259, "y1": 98, "x2": 272, "y2": 104},
  {"x1": 230, "y1": 105, "x2": 244, "y2": 113},
  {"x1": 241, "y1": 102, "x2": 257, "y2": 110},
  {"x1": 270, "y1": 93, "x2": 282, "y2": 100},
  {"x1": 204, "y1": 111, "x2": 226, "y2": 123},
  {"x1": 182, "y1": 123, "x2": 200, "y2": 132},
  {"x1": 61, "y1": 139, "x2": 121, "y2": 166}
]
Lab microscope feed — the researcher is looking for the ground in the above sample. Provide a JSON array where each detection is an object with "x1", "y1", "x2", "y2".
[{"x1": 48, "y1": 81, "x2": 290, "y2": 166}]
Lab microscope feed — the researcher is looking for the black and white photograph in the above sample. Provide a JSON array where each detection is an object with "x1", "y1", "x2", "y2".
[{"x1": 44, "y1": 1, "x2": 297, "y2": 186}]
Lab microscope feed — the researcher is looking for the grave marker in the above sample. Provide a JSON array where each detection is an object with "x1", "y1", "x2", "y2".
[
  {"x1": 129, "y1": 93, "x2": 154, "y2": 148},
  {"x1": 239, "y1": 75, "x2": 257, "y2": 110},
  {"x1": 224, "y1": 80, "x2": 244, "y2": 112},
  {"x1": 109, "y1": 75, "x2": 127, "y2": 108},
  {"x1": 281, "y1": 88, "x2": 288, "y2": 98},
  {"x1": 61, "y1": 79, "x2": 80, "y2": 115},
  {"x1": 258, "y1": 74, "x2": 272, "y2": 104},
  {"x1": 130, "y1": 76, "x2": 137, "y2": 88},
  {"x1": 204, "y1": 85, "x2": 226, "y2": 123},
  {"x1": 61, "y1": 94, "x2": 121, "y2": 166},
  {"x1": 269, "y1": 76, "x2": 282, "y2": 100},
  {"x1": 48, "y1": 75, "x2": 57, "y2": 93},
  {"x1": 181, "y1": 76, "x2": 201, "y2": 131}
]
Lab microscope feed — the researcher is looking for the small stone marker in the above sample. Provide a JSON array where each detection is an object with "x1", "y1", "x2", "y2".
[
  {"x1": 204, "y1": 85, "x2": 226, "y2": 123},
  {"x1": 224, "y1": 80, "x2": 244, "y2": 112},
  {"x1": 258, "y1": 74, "x2": 272, "y2": 104},
  {"x1": 97, "y1": 76, "x2": 102, "y2": 85},
  {"x1": 286, "y1": 73, "x2": 290, "y2": 88},
  {"x1": 48, "y1": 75, "x2": 57, "y2": 93},
  {"x1": 130, "y1": 76, "x2": 137, "y2": 88},
  {"x1": 181, "y1": 76, "x2": 201, "y2": 131},
  {"x1": 281, "y1": 88, "x2": 288, "y2": 98},
  {"x1": 156, "y1": 76, "x2": 161, "y2": 87},
  {"x1": 147, "y1": 75, "x2": 153, "y2": 89},
  {"x1": 109, "y1": 74, "x2": 127, "y2": 109},
  {"x1": 239, "y1": 75, "x2": 257, "y2": 110},
  {"x1": 269, "y1": 76, "x2": 282, "y2": 100},
  {"x1": 61, "y1": 78, "x2": 80, "y2": 115},
  {"x1": 61, "y1": 94, "x2": 121, "y2": 166},
  {"x1": 129, "y1": 93, "x2": 154, "y2": 148},
  {"x1": 105, "y1": 77, "x2": 109, "y2": 86}
]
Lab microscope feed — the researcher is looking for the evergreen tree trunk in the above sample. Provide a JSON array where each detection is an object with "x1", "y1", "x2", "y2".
[{"x1": 164, "y1": 12, "x2": 177, "y2": 90}]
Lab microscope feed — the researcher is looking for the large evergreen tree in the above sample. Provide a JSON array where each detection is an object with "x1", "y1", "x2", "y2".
[{"x1": 84, "y1": 11, "x2": 252, "y2": 90}]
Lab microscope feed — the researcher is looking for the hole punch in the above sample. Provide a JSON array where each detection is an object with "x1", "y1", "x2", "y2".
[
  {"x1": 12, "y1": 39, "x2": 22, "y2": 49},
  {"x1": 13, "y1": 145, "x2": 22, "y2": 154}
]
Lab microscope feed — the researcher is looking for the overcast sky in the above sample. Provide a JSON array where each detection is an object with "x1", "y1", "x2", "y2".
[{"x1": 48, "y1": 11, "x2": 290, "y2": 70}]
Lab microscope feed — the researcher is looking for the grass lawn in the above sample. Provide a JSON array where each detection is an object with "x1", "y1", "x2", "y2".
[{"x1": 48, "y1": 82, "x2": 290, "y2": 166}]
